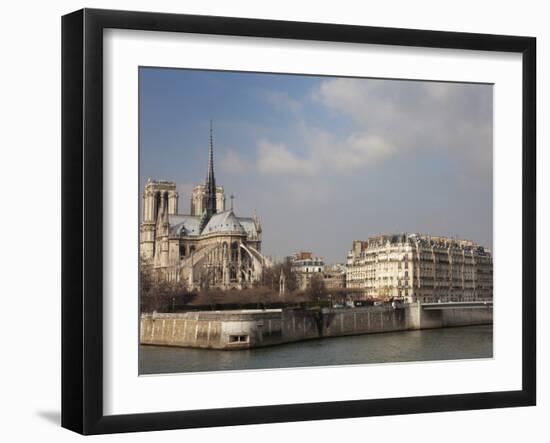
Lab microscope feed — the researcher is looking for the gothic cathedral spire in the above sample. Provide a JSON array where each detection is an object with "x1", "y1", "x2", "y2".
[
  {"x1": 200, "y1": 120, "x2": 217, "y2": 232},
  {"x1": 206, "y1": 120, "x2": 216, "y2": 193}
]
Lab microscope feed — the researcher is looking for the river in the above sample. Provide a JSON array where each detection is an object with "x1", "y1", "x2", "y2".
[{"x1": 139, "y1": 324, "x2": 492, "y2": 375}]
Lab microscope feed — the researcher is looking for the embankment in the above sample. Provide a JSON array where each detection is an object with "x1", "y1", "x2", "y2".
[{"x1": 140, "y1": 302, "x2": 492, "y2": 350}]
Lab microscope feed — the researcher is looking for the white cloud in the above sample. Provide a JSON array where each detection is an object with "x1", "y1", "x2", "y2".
[
  {"x1": 312, "y1": 77, "x2": 493, "y2": 176},
  {"x1": 220, "y1": 148, "x2": 251, "y2": 174},
  {"x1": 254, "y1": 130, "x2": 395, "y2": 176},
  {"x1": 226, "y1": 78, "x2": 491, "y2": 180},
  {"x1": 257, "y1": 140, "x2": 315, "y2": 176},
  {"x1": 310, "y1": 130, "x2": 395, "y2": 172},
  {"x1": 313, "y1": 78, "x2": 373, "y2": 116},
  {"x1": 261, "y1": 90, "x2": 303, "y2": 114}
]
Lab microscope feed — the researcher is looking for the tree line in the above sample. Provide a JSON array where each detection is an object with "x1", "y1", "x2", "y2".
[{"x1": 139, "y1": 257, "x2": 333, "y2": 313}]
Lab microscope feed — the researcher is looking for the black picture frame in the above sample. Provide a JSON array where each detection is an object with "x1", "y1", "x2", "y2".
[{"x1": 61, "y1": 8, "x2": 536, "y2": 435}]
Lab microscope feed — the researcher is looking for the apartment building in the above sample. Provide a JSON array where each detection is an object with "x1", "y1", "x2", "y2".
[{"x1": 346, "y1": 234, "x2": 492, "y2": 303}]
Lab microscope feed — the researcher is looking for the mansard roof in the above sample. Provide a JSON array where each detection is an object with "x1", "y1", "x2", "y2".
[{"x1": 355, "y1": 232, "x2": 490, "y2": 254}]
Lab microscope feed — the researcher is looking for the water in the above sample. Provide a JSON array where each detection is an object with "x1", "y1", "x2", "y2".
[{"x1": 139, "y1": 325, "x2": 492, "y2": 375}]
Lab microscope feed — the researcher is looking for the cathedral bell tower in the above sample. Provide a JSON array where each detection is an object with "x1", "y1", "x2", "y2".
[{"x1": 200, "y1": 121, "x2": 218, "y2": 232}]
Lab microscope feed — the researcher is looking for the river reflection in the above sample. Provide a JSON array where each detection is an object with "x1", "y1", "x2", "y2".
[{"x1": 139, "y1": 325, "x2": 492, "y2": 375}]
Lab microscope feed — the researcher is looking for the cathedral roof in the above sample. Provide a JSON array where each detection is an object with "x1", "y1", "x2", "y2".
[
  {"x1": 168, "y1": 211, "x2": 260, "y2": 238},
  {"x1": 237, "y1": 217, "x2": 259, "y2": 238},
  {"x1": 201, "y1": 210, "x2": 246, "y2": 235},
  {"x1": 168, "y1": 215, "x2": 201, "y2": 236}
]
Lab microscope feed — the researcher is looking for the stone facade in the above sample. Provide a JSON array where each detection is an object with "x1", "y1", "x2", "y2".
[
  {"x1": 290, "y1": 253, "x2": 346, "y2": 290},
  {"x1": 139, "y1": 124, "x2": 270, "y2": 290},
  {"x1": 322, "y1": 264, "x2": 347, "y2": 289},
  {"x1": 346, "y1": 234, "x2": 493, "y2": 303},
  {"x1": 190, "y1": 184, "x2": 225, "y2": 216},
  {"x1": 291, "y1": 251, "x2": 325, "y2": 290}
]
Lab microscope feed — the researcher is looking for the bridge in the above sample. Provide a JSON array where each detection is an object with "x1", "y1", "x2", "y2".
[{"x1": 420, "y1": 301, "x2": 493, "y2": 310}]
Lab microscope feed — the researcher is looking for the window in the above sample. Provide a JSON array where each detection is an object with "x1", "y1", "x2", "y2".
[{"x1": 229, "y1": 335, "x2": 249, "y2": 343}]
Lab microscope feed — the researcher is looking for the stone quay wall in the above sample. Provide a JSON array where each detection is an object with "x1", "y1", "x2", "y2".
[{"x1": 140, "y1": 304, "x2": 493, "y2": 350}]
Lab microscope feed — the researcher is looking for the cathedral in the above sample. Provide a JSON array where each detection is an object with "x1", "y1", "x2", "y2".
[{"x1": 139, "y1": 124, "x2": 271, "y2": 290}]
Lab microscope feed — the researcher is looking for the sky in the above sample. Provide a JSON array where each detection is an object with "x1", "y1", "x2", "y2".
[{"x1": 139, "y1": 67, "x2": 493, "y2": 264}]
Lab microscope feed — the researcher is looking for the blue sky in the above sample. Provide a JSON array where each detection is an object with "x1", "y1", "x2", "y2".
[{"x1": 139, "y1": 67, "x2": 493, "y2": 263}]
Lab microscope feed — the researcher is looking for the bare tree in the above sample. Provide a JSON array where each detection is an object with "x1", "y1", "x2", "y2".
[
  {"x1": 139, "y1": 260, "x2": 193, "y2": 313},
  {"x1": 306, "y1": 274, "x2": 327, "y2": 302},
  {"x1": 262, "y1": 258, "x2": 298, "y2": 293}
]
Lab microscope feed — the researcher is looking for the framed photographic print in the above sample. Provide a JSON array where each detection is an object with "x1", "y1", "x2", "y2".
[{"x1": 61, "y1": 8, "x2": 536, "y2": 435}]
